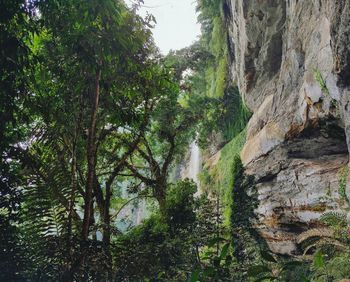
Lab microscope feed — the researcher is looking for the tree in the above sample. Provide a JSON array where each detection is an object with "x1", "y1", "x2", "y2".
[
  {"x1": 0, "y1": 0, "x2": 36, "y2": 279},
  {"x1": 14, "y1": 0, "x2": 194, "y2": 279},
  {"x1": 124, "y1": 82, "x2": 199, "y2": 214}
]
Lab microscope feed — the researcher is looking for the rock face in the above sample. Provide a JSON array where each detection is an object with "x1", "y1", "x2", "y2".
[{"x1": 226, "y1": 0, "x2": 350, "y2": 255}]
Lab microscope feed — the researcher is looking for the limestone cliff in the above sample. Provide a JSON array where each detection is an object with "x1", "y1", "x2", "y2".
[{"x1": 226, "y1": 0, "x2": 350, "y2": 255}]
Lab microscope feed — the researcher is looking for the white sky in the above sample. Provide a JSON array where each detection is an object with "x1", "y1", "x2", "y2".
[{"x1": 126, "y1": 0, "x2": 201, "y2": 54}]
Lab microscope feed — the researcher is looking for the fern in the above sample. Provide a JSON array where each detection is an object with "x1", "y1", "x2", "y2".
[
  {"x1": 320, "y1": 212, "x2": 348, "y2": 229},
  {"x1": 313, "y1": 69, "x2": 329, "y2": 96},
  {"x1": 18, "y1": 130, "x2": 77, "y2": 279}
]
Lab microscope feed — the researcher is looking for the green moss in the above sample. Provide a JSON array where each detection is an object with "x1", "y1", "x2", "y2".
[
  {"x1": 217, "y1": 129, "x2": 246, "y2": 190},
  {"x1": 205, "y1": 65, "x2": 216, "y2": 97},
  {"x1": 198, "y1": 167, "x2": 213, "y2": 194},
  {"x1": 203, "y1": 129, "x2": 247, "y2": 225},
  {"x1": 205, "y1": 55, "x2": 227, "y2": 99},
  {"x1": 204, "y1": 15, "x2": 228, "y2": 99},
  {"x1": 220, "y1": 86, "x2": 252, "y2": 141},
  {"x1": 195, "y1": 0, "x2": 251, "y2": 225},
  {"x1": 209, "y1": 16, "x2": 226, "y2": 59},
  {"x1": 219, "y1": 130, "x2": 246, "y2": 225},
  {"x1": 214, "y1": 56, "x2": 227, "y2": 98},
  {"x1": 338, "y1": 165, "x2": 350, "y2": 207}
]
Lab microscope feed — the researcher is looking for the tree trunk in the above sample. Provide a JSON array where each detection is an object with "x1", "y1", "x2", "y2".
[
  {"x1": 82, "y1": 67, "x2": 101, "y2": 241},
  {"x1": 103, "y1": 182, "x2": 112, "y2": 279},
  {"x1": 68, "y1": 139, "x2": 77, "y2": 235},
  {"x1": 154, "y1": 180, "x2": 167, "y2": 216},
  {"x1": 63, "y1": 139, "x2": 77, "y2": 280}
]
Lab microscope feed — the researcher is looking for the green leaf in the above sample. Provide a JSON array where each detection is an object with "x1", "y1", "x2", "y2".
[
  {"x1": 280, "y1": 260, "x2": 304, "y2": 271},
  {"x1": 260, "y1": 250, "x2": 277, "y2": 263},
  {"x1": 313, "y1": 250, "x2": 325, "y2": 268},
  {"x1": 207, "y1": 236, "x2": 226, "y2": 247},
  {"x1": 189, "y1": 269, "x2": 200, "y2": 282},
  {"x1": 219, "y1": 243, "x2": 230, "y2": 260},
  {"x1": 248, "y1": 265, "x2": 271, "y2": 277},
  {"x1": 201, "y1": 255, "x2": 211, "y2": 261},
  {"x1": 300, "y1": 275, "x2": 310, "y2": 282},
  {"x1": 254, "y1": 276, "x2": 277, "y2": 282},
  {"x1": 224, "y1": 254, "x2": 233, "y2": 267},
  {"x1": 203, "y1": 266, "x2": 215, "y2": 277}
]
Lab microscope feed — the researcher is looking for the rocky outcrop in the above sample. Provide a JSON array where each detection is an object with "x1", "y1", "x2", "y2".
[{"x1": 226, "y1": 0, "x2": 350, "y2": 255}]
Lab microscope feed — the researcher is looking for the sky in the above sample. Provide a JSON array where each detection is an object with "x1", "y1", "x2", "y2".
[{"x1": 126, "y1": 0, "x2": 201, "y2": 54}]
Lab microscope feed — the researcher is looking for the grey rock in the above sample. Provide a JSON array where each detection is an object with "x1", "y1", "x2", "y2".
[{"x1": 226, "y1": 0, "x2": 350, "y2": 255}]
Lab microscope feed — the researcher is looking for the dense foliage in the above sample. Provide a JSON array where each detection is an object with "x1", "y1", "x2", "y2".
[
  {"x1": 0, "y1": 0, "x2": 231, "y2": 280},
  {"x1": 1, "y1": 0, "x2": 350, "y2": 281}
]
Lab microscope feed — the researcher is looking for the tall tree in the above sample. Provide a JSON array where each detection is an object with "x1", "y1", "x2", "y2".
[
  {"x1": 125, "y1": 83, "x2": 199, "y2": 214},
  {"x1": 17, "y1": 0, "x2": 187, "y2": 279},
  {"x1": 0, "y1": 0, "x2": 36, "y2": 279}
]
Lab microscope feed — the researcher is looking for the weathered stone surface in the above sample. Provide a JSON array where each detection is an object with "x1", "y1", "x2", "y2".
[
  {"x1": 226, "y1": 0, "x2": 350, "y2": 255},
  {"x1": 248, "y1": 124, "x2": 349, "y2": 254}
]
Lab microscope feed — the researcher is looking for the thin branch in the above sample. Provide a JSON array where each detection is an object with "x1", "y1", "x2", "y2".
[
  {"x1": 161, "y1": 133, "x2": 176, "y2": 176},
  {"x1": 125, "y1": 161, "x2": 155, "y2": 186}
]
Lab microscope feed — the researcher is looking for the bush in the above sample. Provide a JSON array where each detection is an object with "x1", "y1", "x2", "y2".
[{"x1": 113, "y1": 181, "x2": 198, "y2": 281}]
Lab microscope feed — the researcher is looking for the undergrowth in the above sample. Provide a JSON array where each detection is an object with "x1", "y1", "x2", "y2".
[{"x1": 200, "y1": 128, "x2": 247, "y2": 225}]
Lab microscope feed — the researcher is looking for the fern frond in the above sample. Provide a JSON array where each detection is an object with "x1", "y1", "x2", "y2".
[
  {"x1": 302, "y1": 238, "x2": 345, "y2": 256},
  {"x1": 320, "y1": 212, "x2": 348, "y2": 228}
]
